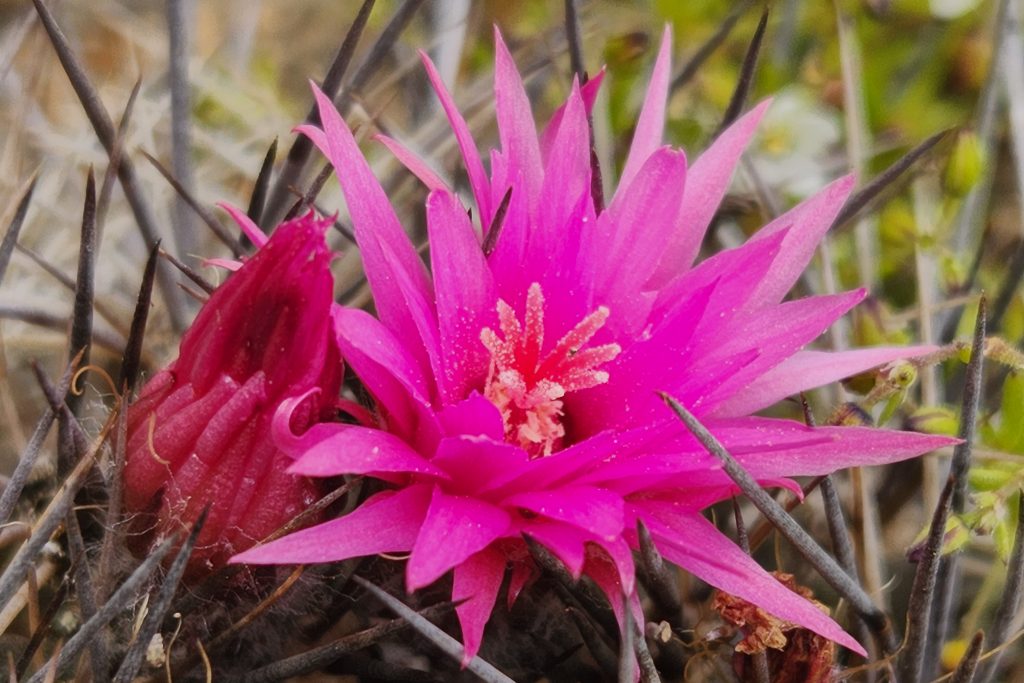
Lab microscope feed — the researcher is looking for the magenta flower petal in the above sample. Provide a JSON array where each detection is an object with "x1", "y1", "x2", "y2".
[
  {"x1": 492, "y1": 28, "x2": 543, "y2": 213},
  {"x1": 233, "y1": 484, "x2": 432, "y2": 565},
  {"x1": 713, "y1": 345, "x2": 939, "y2": 417},
  {"x1": 419, "y1": 49, "x2": 492, "y2": 224},
  {"x1": 532, "y1": 82, "x2": 591, "y2": 271},
  {"x1": 539, "y1": 68, "x2": 604, "y2": 162},
  {"x1": 520, "y1": 518, "x2": 588, "y2": 577},
  {"x1": 585, "y1": 146, "x2": 687, "y2": 332},
  {"x1": 503, "y1": 486, "x2": 624, "y2": 541},
  {"x1": 407, "y1": 486, "x2": 512, "y2": 591},
  {"x1": 437, "y1": 393, "x2": 505, "y2": 441},
  {"x1": 431, "y1": 435, "x2": 531, "y2": 495},
  {"x1": 747, "y1": 174, "x2": 857, "y2": 307},
  {"x1": 453, "y1": 546, "x2": 507, "y2": 663},
  {"x1": 217, "y1": 201, "x2": 268, "y2": 247},
  {"x1": 426, "y1": 189, "x2": 498, "y2": 401},
  {"x1": 375, "y1": 134, "x2": 449, "y2": 191},
  {"x1": 284, "y1": 424, "x2": 446, "y2": 478},
  {"x1": 651, "y1": 99, "x2": 771, "y2": 284},
  {"x1": 307, "y1": 84, "x2": 438, "y2": 381},
  {"x1": 637, "y1": 505, "x2": 866, "y2": 656},
  {"x1": 618, "y1": 24, "x2": 672, "y2": 192}
]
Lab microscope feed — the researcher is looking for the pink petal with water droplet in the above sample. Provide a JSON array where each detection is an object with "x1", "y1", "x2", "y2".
[
  {"x1": 453, "y1": 546, "x2": 507, "y2": 664},
  {"x1": 618, "y1": 24, "x2": 672, "y2": 193},
  {"x1": 504, "y1": 486, "x2": 624, "y2": 541},
  {"x1": 407, "y1": 486, "x2": 512, "y2": 591},
  {"x1": 376, "y1": 134, "x2": 450, "y2": 191},
  {"x1": 638, "y1": 505, "x2": 866, "y2": 655},
  {"x1": 712, "y1": 345, "x2": 938, "y2": 417},
  {"x1": 231, "y1": 485, "x2": 432, "y2": 564}
]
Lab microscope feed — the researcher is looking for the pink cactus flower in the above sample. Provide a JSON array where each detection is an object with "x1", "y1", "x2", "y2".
[
  {"x1": 234, "y1": 29, "x2": 955, "y2": 661},
  {"x1": 123, "y1": 212, "x2": 342, "y2": 577}
]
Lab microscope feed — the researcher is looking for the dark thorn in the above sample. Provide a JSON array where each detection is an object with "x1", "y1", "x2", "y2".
[
  {"x1": 263, "y1": 0, "x2": 376, "y2": 224},
  {"x1": 0, "y1": 174, "x2": 38, "y2": 289},
  {"x1": 141, "y1": 150, "x2": 243, "y2": 256},
  {"x1": 229, "y1": 602, "x2": 453, "y2": 683},
  {"x1": 112, "y1": 508, "x2": 208, "y2": 683},
  {"x1": 284, "y1": 161, "x2": 334, "y2": 222},
  {"x1": 482, "y1": 187, "x2": 513, "y2": 257},
  {"x1": 716, "y1": 4, "x2": 770, "y2": 136},
  {"x1": 248, "y1": 137, "x2": 278, "y2": 228},
  {"x1": 952, "y1": 631, "x2": 986, "y2": 683},
  {"x1": 311, "y1": 200, "x2": 357, "y2": 243},
  {"x1": 564, "y1": 0, "x2": 586, "y2": 82},
  {"x1": 590, "y1": 146, "x2": 605, "y2": 214},
  {"x1": 25, "y1": 533, "x2": 178, "y2": 683},
  {"x1": 65, "y1": 168, "x2": 97, "y2": 420},
  {"x1": 0, "y1": 354, "x2": 79, "y2": 526},
  {"x1": 671, "y1": 1, "x2": 755, "y2": 94},
  {"x1": 732, "y1": 499, "x2": 769, "y2": 683},
  {"x1": 167, "y1": 0, "x2": 196, "y2": 258},
  {"x1": 976, "y1": 493, "x2": 1024, "y2": 683},
  {"x1": 119, "y1": 241, "x2": 160, "y2": 392},
  {"x1": 636, "y1": 520, "x2": 681, "y2": 625},
  {"x1": 159, "y1": 248, "x2": 215, "y2": 294},
  {"x1": 31, "y1": 0, "x2": 188, "y2": 331},
  {"x1": 355, "y1": 578, "x2": 515, "y2": 682},
  {"x1": 831, "y1": 129, "x2": 952, "y2": 232},
  {"x1": 97, "y1": 77, "x2": 142, "y2": 240},
  {"x1": 898, "y1": 476, "x2": 955, "y2": 683},
  {"x1": 659, "y1": 393, "x2": 899, "y2": 654},
  {"x1": 525, "y1": 535, "x2": 620, "y2": 638}
]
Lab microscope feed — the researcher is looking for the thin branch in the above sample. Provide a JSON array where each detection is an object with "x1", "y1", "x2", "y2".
[
  {"x1": 951, "y1": 631, "x2": 985, "y2": 683},
  {"x1": 830, "y1": 129, "x2": 952, "y2": 232},
  {"x1": 248, "y1": 137, "x2": 278, "y2": 228},
  {"x1": 660, "y1": 393, "x2": 898, "y2": 653},
  {"x1": 0, "y1": 174, "x2": 38, "y2": 289},
  {"x1": 716, "y1": 4, "x2": 769, "y2": 136},
  {"x1": 119, "y1": 242, "x2": 160, "y2": 392},
  {"x1": 671, "y1": 1, "x2": 755, "y2": 94},
  {"x1": 141, "y1": 150, "x2": 242, "y2": 255}
]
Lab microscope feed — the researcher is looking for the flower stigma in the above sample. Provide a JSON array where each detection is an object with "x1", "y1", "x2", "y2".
[{"x1": 480, "y1": 282, "x2": 621, "y2": 457}]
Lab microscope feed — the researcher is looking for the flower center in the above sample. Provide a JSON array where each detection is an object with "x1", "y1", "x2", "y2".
[{"x1": 480, "y1": 283, "x2": 621, "y2": 458}]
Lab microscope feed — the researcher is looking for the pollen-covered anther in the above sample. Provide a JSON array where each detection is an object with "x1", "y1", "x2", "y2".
[{"x1": 481, "y1": 283, "x2": 620, "y2": 457}]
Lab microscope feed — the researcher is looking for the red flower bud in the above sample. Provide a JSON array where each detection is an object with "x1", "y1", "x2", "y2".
[{"x1": 123, "y1": 213, "x2": 341, "y2": 577}]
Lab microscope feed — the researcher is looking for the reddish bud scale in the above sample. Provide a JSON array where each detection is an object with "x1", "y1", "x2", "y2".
[{"x1": 122, "y1": 213, "x2": 342, "y2": 577}]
